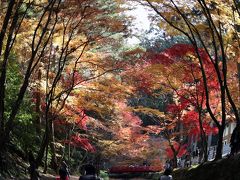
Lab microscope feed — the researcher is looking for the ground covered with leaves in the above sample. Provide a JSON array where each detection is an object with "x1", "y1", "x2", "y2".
[{"x1": 173, "y1": 154, "x2": 240, "y2": 180}]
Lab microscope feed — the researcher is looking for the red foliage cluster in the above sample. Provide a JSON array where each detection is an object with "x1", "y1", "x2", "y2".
[
  {"x1": 60, "y1": 71, "x2": 84, "y2": 89},
  {"x1": 121, "y1": 111, "x2": 142, "y2": 126},
  {"x1": 63, "y1": 105, "x2": 88, "y2": 130},
  {"x1": 182, "y1": 111, "x2": 199, "y2": 124},
  {"x1": 148, "y1": 44, "x2": 211, "y2": 65},
  {"x1": 166, "y1": 142, "x2": 188, "y2": 159},
  {"x1": 166, "y1": 99, "x2": 189, "y2": 115},
  {"x1": 54, "y1": 106, "x2": 93, "y2": 152},
  {"x1": 182, "y1": 111, "x2": 218, "y2": 135},
  {"x1": 54, "y1": 119, "x2": 70, "y2": 126},
  {"x1": 65, "y1": 134, "x2": 95, "y2": 152},
  {"x1": 109, "y1": 165, "x2": 162, "y2": 174}
]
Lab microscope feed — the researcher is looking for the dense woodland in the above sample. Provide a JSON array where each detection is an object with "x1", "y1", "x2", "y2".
[{"x1": 0, "y1": 0, "x2": 240, "y2": 178}]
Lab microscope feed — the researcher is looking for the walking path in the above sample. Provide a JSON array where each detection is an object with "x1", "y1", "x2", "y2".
[{"x1": 40, "y1": 174, "x2": 79, "y2": 180}]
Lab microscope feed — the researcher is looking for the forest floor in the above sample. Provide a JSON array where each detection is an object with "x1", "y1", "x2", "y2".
[
  {"x1": 173, "y1": 154, "x2": 240, "y2": 180},
  {"x1": 40, "y1": 174, "x2": 79, "y2": 180}
]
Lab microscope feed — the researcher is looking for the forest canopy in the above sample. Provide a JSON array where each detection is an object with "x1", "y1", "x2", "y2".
[{"x1": 0, "y1": 0, "x2": 240, "y2": 178}]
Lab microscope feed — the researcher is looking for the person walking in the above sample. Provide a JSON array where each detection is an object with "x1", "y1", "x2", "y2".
[
  {"x1": 79, "y1": 164, "x2": 102, "y2": 180},
  {"x1": 160, "y1": 168, "x2": 173, "y2": 180},
  {"x1": 28, "y1": 151, "x2": 40, "y2": 180},
  {"x1": 57, "y1": 161, "x2": 70, "y2": 180}
]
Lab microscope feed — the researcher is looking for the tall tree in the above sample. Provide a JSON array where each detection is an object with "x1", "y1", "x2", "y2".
[
  {"x1": 0, "y1": 0, "x2": 127, "y2": 173},
  {"x1": 135, "y1": 0, "x2": 240, "y2": 160}
]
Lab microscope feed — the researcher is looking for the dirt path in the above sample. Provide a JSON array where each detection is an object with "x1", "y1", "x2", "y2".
[{"x1": 40, "y1": 174, "x2": 79, "y2": 180}]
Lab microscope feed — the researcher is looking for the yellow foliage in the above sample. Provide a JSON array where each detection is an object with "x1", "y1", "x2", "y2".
[{"x1": 132, "y1": 106, "x2": 165, "y2": 118}]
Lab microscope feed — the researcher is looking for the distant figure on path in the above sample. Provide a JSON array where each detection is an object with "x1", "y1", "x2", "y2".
[
  {"x1": 57, "y1": 161, "x2": 70, "y2": 180},
  {"x1": 164, "y1": 160, "x2": 171, "y2": 169},
  {"x1": 28, "y1": 151, "x2": 40, "y2": 180},
  {"x1": 79, "y1": 164, "x2": 101, "y2": 180},
  {"x1": 230, "y1": 126, "x2": 240, "y2": 156},
  {"x1": 160, "y1": 168, "x2": 173, "y2": 180}
]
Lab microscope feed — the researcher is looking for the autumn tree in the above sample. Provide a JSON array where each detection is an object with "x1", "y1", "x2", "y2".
[
  {"x1": 34, "y1": 0, "x2": 128, "y2": 171},
  {"x1": 0, "y1": 0, "x2": 127, "y2": 174},
  {"x1": 124, "y1": 42, "x2": 225, "y2": 166},
  {"x1": 0, "y1": 1, "x2": 63, "y2": 171},
  {"x1": 134, "y1": 0, "x2": 240, "y2": 160},
  {"x1": 149, "y1": 44, "x2": 221, "y2": 162},
  {"x1": 91, "y1": 101, "x2": 165, "y2": 167}
]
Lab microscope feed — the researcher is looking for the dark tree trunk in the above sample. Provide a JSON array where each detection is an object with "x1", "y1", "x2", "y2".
[
  {"x1": 198, "y1": 111, "x2": 208, "y2": 162},
  {"x1": 215, "y1": 126, "x2": 224, "y2": 160},
  {"x1": 43, "y1": 142, "x2": 49, "y2": 173},
  {"x1": 36, "y1": 129, "x2": 49, "y2": 168},
  {"x1": 0, "y1": 0, "x2": 57, "y2": 150},
  {"x1": 49, "y1": 118, "x2": 57, "y2": 172},
  {"x1": 172, "y1": 153, "x2": 178, "y2": 168},
  {"x1": 0, "y1": 0, "x2": 16, "y2": 133},
  {"x1": 169, "y1": 144, "x2": 178, "y2": 168},
  {"x1": 35, "y1": 70, "x2": 42, "y2": 134},
  {"x1": 238, "y1": 62, "x2": 240, "y2": 124}
]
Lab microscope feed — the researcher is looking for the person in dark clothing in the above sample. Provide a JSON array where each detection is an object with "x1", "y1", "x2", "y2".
[
  {"x1": 58, "y1": 161, "x2": 70, "y2": 180},
  {"x1": 230, "y1": 126, "x2": 240, "y2": 156},
  {"x1": 28, "y1": 151, "x2": 40, "y2": 180},
  {"x1": 160, "y1": 168, "x2": 173, "y2": 180},
  {"x1": 79, "y1": 164, "x2": 101, "y2": 180}
]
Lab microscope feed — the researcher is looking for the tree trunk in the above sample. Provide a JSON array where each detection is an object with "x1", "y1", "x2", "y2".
[
  {"x1": 238, "y1": 62, "x2": 240, "y2": 124},
  {"x1": 203, "y1": 138, "x2": 208, "y2": 162},
  {"x1": 169, "y1": 144, "x2": 178, "y2": 168},
  {"x1": 172, "y1": 153, "x2": 178, "y2": 168},
  {"x1": 36, "y1": 125, "x2": 50, "y2": 169},
  {"x1": 43, "y1": 143, "x2": 49, "y2": 173},
  {"x1": 49, "y1": 118, "x2": 57, "y2": 172},
  {"x1": 0, "y1": 0, "x2": 57, "y2": 150},
  {"x1": 68, "y1": 129, "x2": 71, "y2": 162},
  {"x1": 35, "y1": 69, "x2": 42, "y2": 134},
  {"x1": 215, "y1": 126, "x2": 224, "y2": 160},
  {"x1": 200, "y1": 132, "x2": 208, "y2": 162},
  {"x1": 198, "y1": 110, "x2": 208, "y2": 162},
  {"x1": 215, "y1": 79, "x2": 226, "y2": 160},
  {"x1": 0, "y1": 79, "x2": 30, "y2": 150},
  {"x1": 0, "y1": 0, "x2": 16, "y2": 133}
]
